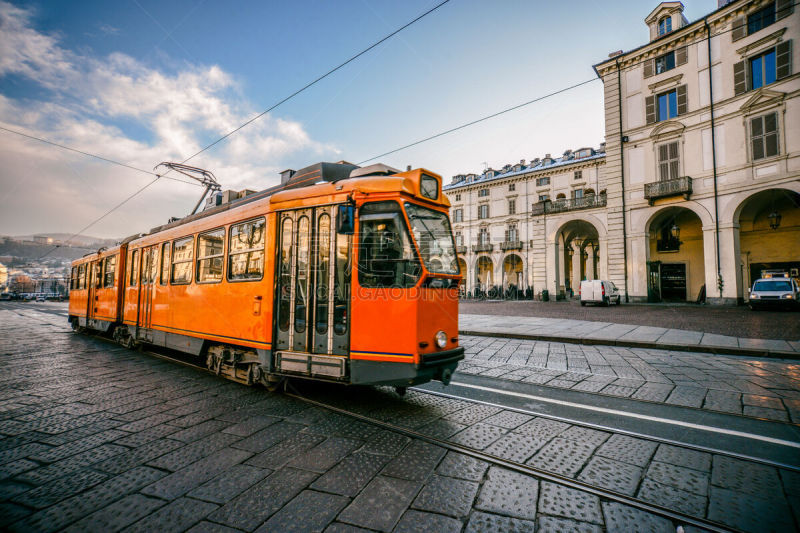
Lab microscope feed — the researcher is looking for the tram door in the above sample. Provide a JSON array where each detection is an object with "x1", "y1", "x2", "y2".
[
  {"x1": 137, "y1": 246, "x2": 159, "y2": 331},
  {"x1": 274, "y1": 206, "x2": 352, "y2": 358},
  {"x1": 87, "y1": 260, "x2": 101, "y2": 320}
]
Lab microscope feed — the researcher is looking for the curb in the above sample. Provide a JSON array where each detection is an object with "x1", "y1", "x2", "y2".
[{"x1": 458, "y1": 329, "x2": 800, "y2": 361}]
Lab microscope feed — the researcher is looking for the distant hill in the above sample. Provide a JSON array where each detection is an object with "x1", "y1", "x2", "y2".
[{"x1": 10, "y1": 233, "x2": 117, "y2": 247}]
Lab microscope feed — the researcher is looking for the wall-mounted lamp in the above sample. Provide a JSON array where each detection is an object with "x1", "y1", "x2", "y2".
[{"x1": 768, "y1": 210, "x2": 782, "y2": 230}]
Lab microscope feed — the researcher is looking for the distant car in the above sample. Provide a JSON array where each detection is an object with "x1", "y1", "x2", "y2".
[
  {"x1": 580, "y1": 280, "x2": 621, "y2": 306},
  {"x1": 749, "y1": 276, "x2": 800, "y2": 310},
  {"x1": 35, "y1": 295, "x2": 47, "y2": 302}
]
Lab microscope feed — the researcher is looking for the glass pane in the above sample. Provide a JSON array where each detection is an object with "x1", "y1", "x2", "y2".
[
  {"x1": 279, "y1": 218, "x2": 293, "y2": 332},
  {"x1": 405, "y1": 203, "x2": 459, "y2": 275},
  {"x1": 104, "y1": 255, "x2": 116, "y2": 288},
  {"x1": 752, "y1": 136, "x2": 765, "y2": 160},
  {"x1": 751, "y1": 56, "x2": 763, "y2": 89},
  {"x1": 230, "y1": 218, "x2": 265, "y2": 253},
  {"x1": 198, "y1": 257, "x2": 223, "y2": 282},
  {"x1": 130, "y1": 250, "x2": 139, "y2": 286},
  {"x1": 358, "y1": 202, "x2": 421, "y2": 288},
  {"x1": 669, "y1": 161, "x2": 679, "y2": 180},
  {"x1": 764, "y1": 50, "x2": 776, "y2": 85},
  {"x1": 316, "y1": 214, "x2": 330, "y2": 335},
  {"x1": 751, "y1": 116, "x2": 763, "y2": 137},
  {"x1": 172, "y1": 237, "x2": 193, "y2": 263},
  {"x1": 668, "y1": 142, "x2": 678, "y2": 159},
  {"x1": 161, "y1": 243, "x2": 170, "y2": 284},
  {"x1": 658, "y1": 94, "x2": 668, "y2": 121},
  {"x1": 764, "y1": 112, "x2": 777, "y2": 133},
  {"x1": 668, "y1": 91, "x2": 677, "y2": 118},
  {"x1": 334, "y1": 231, "x2": 351, "y2": 335},
  {"x1": 229, "y1": 251, "x2": 264, "y2": 280},
  {"x1": 198, "y1": 229, "x2": 224, "y2": 259},
  {"x1": 295, "y1": 216, "x2": 309, "y2": 334},
  {"x1": 765, "y1": 133, "x2": 779, "y2": 157}
]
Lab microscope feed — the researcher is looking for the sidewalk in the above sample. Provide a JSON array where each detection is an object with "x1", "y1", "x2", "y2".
[{"x1": 459, "y1": 314, "x2": 800, "y2": 359}]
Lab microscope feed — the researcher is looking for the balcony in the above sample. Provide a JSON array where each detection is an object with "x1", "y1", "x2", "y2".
[
  {"x1": 472, "y1": 244, "x2": 493, "y2": 253},
  {"x1": 500, "y1": 240, "x2": 523, "y2": 251},
  {"x1": 644, "y1": 176, "x2": 692, "y2": 205},
  {"x1": 455, "y1": 245, "x2": 467, "y2": 255},
  {"x1": 532, "y1": 194, "x2": 607, "y2": 215}
]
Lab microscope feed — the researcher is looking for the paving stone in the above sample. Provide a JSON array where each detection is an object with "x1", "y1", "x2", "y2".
[
  {"x1": 481, "y1": 410, "x2": 533, "y2": 429},
  {"x1": 246, "y1": 432, "x2": 325, "y2": 470},
  {"x1": 254, "y1": 489, "x2": 348, "y2": 533},
  {"x1": 207, "y1": 468, "x2": 318, "y2": 530},
  {"x1": 0, "y1": 502, "x2": 31, "y2": 528},
  {"x1": 0, "y1": 458, "x2": 38, "y2": 480},
  {"x1": 232, "y1": 421, "x2": 305, "y2": 453},
  {"x1": 311, "y1": 451, "x2": 390, "y2": 497},
  {"x1": 12, "y1": 467, "x2": 108, "y2": 509},
  {"x1": 9, "y1": 466, "x2": 166, "y2": 533},
  {"x1": 221, "y1": 415, "x2": 280, "y2": 437},
  {"x1": 411, "y1": 474, "x2": 479, "y2": 518},
  {"x1": 742, "y1": 405, "x2": 789, "y2": 421},
  {"x1": 61, "y1": 493, "x2": 165, "y2": 533},
  {"x1": 449, "y1": 422, "x2": 508, "y2": 450},
  {"x1": 337, "y1": 475, "x2": 421, "y2": 531},
  {"x1": 665, "y1": 386, "x2": 706, "y2": 408},
  {"x1": 166, "y1": 420, "x2": 233, "y2": 443},
  {"x1": 381, "y1": 440, "x2": 446, "y2": 482},
  {"x1": 286, "y1": 437, "x2": 363, "y2": 473},
  {"x1": 418, "y1": 419, "x2": 467, "y2": 439},
  {"x1": 742, "y1": 394, "x2": 784, "y2": 409},
  {"x1": 707, "y1": 485, "x2": 794, "y2": 532},
  {"x1": 146, "y1": 432, "x2": 240, "y2": 471},
  {"x1": 16, "y1": 443, "x2": 128, "y2": 485},
  {"x1": 323, "y1": 523, "x2": 374, "y2": 533},
  {"x1": 141, "y1": 447, "x2": 252, "y2": 499},
  {"x1": 537, "y1": 516, "x2": 603, "y2": 533},
  {"x1": 464, "y1": 511, "x2": 537, "y2": 533},
  {"x1": 545, "y1": 483, "x2": 607, "y2": 524},
  {"x1": 435, "y1": 451, "x2": 490, "y2": 482},
  {"x1": 475, "y1": 466, "x2": 538, "y2": 520},
  {"x1": 653, "y1": 444, "x2": 711, "y2": 472},
  {"x1": 513, "y1": 417, "x2": 570, "y2": 439},
  {"x1": 188, "y1": 464, "x2": 271, "y2": 504},
  {"x1": 637, "y1": 478, "x2": 706, "y2": 517},
  {"x1": 578, "y1": 455, "x2": 642, "y2": 495},
  {"x1": 560, "y1": 426, "x2": 611, "y2": 447},
  {"x1": 442, "y1": 404, "x2": 502, "y2": 425},
  {"x1": 394, "y1": 510, "x2": 462, "y2": 533},
  {"x1": 595, "y1": 434, "x2": 658, "y2": 467},
  {"x1": 527, "y1": 437, "x2": 596, "y2": 477},
  {"x1": 711, "y1": 455, "x2": 782, "y2": 499},
  {"x1": 94, "y1": 437, "x2": 183, "y2": 474},
  {"x1": 646, "y1": 461, "x2": 708, "y2": 496},
  {"x1": 28, "y1": 429, "x2": 127, "y2": 463},
  {"x1": 483, "y1": 431, "x2": 548, "y2": 463},
  {"x1": 601, "y1": 501, "x2": 673, "y2": 533},
  {"x1": 702, "y1": 390, "x2": 742, "y2": 414},
  {"x1": 113, "y1": 423, "x2": 181, "y2": 447},
  {"x1": 124, "y1": 497, "x2": 218, "y2": 533},
  {"x1": 360, "y1": 429, "x2": 411, "y2": 456},
  {"x1": 185, "y1": 521, "x2": 243, "y2": 533},
  {"x1": 0, "y1": 442, "x2": 52, "y2": 465}
]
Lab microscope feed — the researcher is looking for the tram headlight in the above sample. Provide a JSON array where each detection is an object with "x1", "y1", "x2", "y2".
[{"x1": 435, "y1": 330, "x2": 447, "y2": 349}]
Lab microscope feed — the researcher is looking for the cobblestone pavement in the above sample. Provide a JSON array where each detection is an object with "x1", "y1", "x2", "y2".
[
  {"x1": 459, "y1": 300, "x2": 800, "y2": 341},
  {"x1": 459, "y1": 335, "x2": 800, "y2": 423},
  {"x1": 1, "y1": 307, "x2": 798, "y2": 532}
]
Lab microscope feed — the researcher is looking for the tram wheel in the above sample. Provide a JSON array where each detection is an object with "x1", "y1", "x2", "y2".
[{"x1": 395, "y1": 386, "x2": 407, "y2": 397}]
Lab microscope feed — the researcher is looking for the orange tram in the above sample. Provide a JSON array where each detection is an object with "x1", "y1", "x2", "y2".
[{"x1": 68, "y1": 162, "x2": 464, "y2": 389}]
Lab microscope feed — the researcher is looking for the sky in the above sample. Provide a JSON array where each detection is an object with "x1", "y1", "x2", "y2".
[{"x1": 0, "y1": 0, "x2": 718, "y2": 239}]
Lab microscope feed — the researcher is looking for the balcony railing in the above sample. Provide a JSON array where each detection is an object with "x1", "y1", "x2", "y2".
[
  {"x1": 472, "y1": 243, "x2": 493, "y2": 253},
  {"x1": 500, "y1": 240, "x2": 523, "y2": 251},
  {"x1": 455, "y1": 245, "x2": 467, "y2": 254},
  {"x1": 532, "y1": 194, "x2": 607, "y2": 215},
  {"x1": 644, "y1": 176, "x2": 692, "y2": 205}
]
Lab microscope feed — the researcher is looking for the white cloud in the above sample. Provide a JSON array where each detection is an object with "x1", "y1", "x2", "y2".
[{"x1": 0, "y1": 1, "x2": 337, "y2": 238}]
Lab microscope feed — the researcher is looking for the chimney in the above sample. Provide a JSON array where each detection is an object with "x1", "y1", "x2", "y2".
[
  {"x1": 520, "y1": 159, "x2": 526, "y2": 166},
  {"x1": 407, "y1": 165, "x2": 411, "y2": 171},
  {"x1": 280, "y1": 169, "x2": 295, "y2": 184},
  {"x1": 608, "y1": 50, "x2": 623, "y2": 58}
]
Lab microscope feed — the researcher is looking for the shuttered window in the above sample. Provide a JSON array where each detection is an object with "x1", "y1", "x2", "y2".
[
  {"x1": 478, "y1": 228, "x2": 489, "y2": 245},
  {"x1": 658, "y1": 16, "x2": 672, "y2": 36},
  {"x1": 751, "y1": 49, "x2": 777, "y2": 89},
  {"x1": 646, "y1": 85, "x2": 686, "y2": 124},
  {"x1": 750, "y1": 113, "x2": 779, "y2": 160},
  {"x1": 453, "y1": 208, "x2": 463, "y2": 223},
  {"x1": 508, "y1": 199, "x2": 516, "y2": 215},
  {"x1": 748, "y1": 2, "x2": 776, "y2": 34},
  {"x1": 658, "y1": 142, "x2": 680, "y2": 181},
  {"x1": 735, "y1": 41, "x2": 792, "y2": 95},
  {"x1": 478, "y1": 204, "x2": 489, "y2": 219}
]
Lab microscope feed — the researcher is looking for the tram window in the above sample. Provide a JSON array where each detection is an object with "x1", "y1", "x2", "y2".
[
  {"x1": 295, "y1": 216, "x2": 310, "y2": 334},
  {"x1": 143, "y1": 248, "x2": 158, "y2": 284},
  {"x1": 228, "y1": 218, "x2": 265, "y2": 281},
  {"x1": 77, "y1": 264, "x2": 84, "y2": 290},
  {"x1": 278, "y1": 218, "x2": 293, "y2": 332},
  {"x1": 160, "y1": 242, "x2": 170, "y2": 285},
  {"x1": 404, "y1": 203, "x2": 459, "y2": 275},
  {"x1": 130, "y1": 250, "x2": 139, "y2": 286},
  {"x1": 171, "y1": 237, "x2": 193, "y2": 285},
  {"x1": 70, "y1": 267, "x2": 77, "y2": 290},
  {"x1": 197, "y1": 228, "x2": 224, "y2": 283},
  {"x1": 334, "y1": 228, "x2": 351, "y2": 335},
  {"x1": 315, "y1": 214, "x2": 331, "y2": 335},
  {"x1": 104, "y1": 255, "x2": 117, "y2": 288},
  {"x1": 358, "y1": 201, "x2": 421, "y2": 288}
]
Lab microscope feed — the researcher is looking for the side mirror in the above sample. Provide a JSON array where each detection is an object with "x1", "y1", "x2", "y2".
[{"x1": 337, "y1": 204, "x2": 355, "y2": 235}]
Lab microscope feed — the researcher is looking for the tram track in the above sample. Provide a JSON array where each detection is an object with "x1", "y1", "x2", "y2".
[{"x1": 68, "y1": 331, "x2": 797, "y2": 532}]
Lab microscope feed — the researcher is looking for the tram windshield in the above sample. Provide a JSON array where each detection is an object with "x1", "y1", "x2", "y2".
[
  {"x1": 358, "y1": 201, "x2": 422, "y2": 288},
  {"x1": 404, "y1": 203, "x2": 459, "y2": 275}
]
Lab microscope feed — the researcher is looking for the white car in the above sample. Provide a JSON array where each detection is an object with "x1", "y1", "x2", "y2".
[
  {"x1": 749, "y1": 276, "x2": 800, "y2": 311},
  {"x1": 580, "y1": 280, "x2": 621, "y2": 306}
]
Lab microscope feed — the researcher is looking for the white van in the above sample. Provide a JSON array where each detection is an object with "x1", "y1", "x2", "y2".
[{"x1": 580, "y1": 280, "x2": 621, "y2": 306}]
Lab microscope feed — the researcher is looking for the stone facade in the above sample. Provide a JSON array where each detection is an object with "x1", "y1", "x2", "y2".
[{"x1": 446, "y1": 0, "x2": 800, "y2": 304}]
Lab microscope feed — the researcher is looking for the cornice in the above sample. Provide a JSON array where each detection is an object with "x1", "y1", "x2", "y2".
[
  {"x1": 648, "y1": 73, "x2": 684, "y2": 92},
  {"x1": 735, "y1": 28, "x2": 787, "y2": 57}
]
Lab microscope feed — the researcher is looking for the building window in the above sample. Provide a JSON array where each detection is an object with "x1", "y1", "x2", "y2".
[
  {"x1": 508, "y1": 199, "x2": 516, "y2": 215},
  {"x1": 572, "y1": 189, "x2": 584, "y2": 200},
  {"x1": 478, "y1": 188, "x2": 489, "y2": 197},
  {"x1": 505, "y1": 225, "x2": 518, "y2": 242},
  {"x1": 655, "y1": 51, "x2": 675, "y2": 74},
  {"x1": 658, "y1": 16, "x2": 672, "y2": 36},
  {"x1": 478, "y1": 228, "x2": 489, "y2": 245},
  {"x1": 538, "y1": 194, "x2": 550, "y2": 202},
  {"x1": 574, "y1": 170, "x2": 582, "y2": 180},
  {"x1": 657, "y1": 90, "x2": 678, "y2": 121},
  {"x1": 455, "y1": 232, "x2": 463, "y2": 246},
  {"x1": 455, "y1": 194, "x2": 461, "y2": 201},
  {"x1": 658, "y1": 141, "x2": 680, "y2": 180},
  {"x1": 478, "y1": 204, "x2": 489, "y2": 219},
  {"x1": 536, "y1": 176, "x2": 550, "y2": 187},
  {"x1": 750, "y1": 112, "x2": 779, "y2": 160},
  {"x1": 453, "y1": 208, "x2": 463, "y2": 223},
  {"x1": 748, "y1": 2, "x2": 775, "y2": 35},
  {"x1": 750, "y1": 49, "x2": 776, "y2": 89},
  {"x1": 508, "y1": 183, "x2": 515, "y2": 191}
]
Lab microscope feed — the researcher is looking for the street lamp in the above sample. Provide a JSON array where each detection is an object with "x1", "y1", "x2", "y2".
[
  {"x1": 670, "y1": 222, "x2": 680, "y2": 241},
  {"x1": 768, "y1": 210, "x2": 782, "y2": 230}
]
